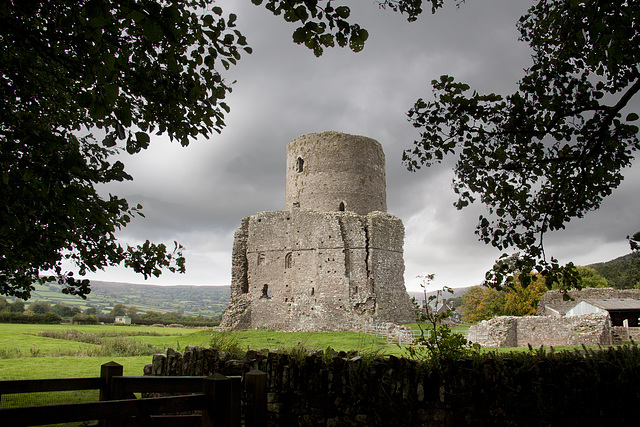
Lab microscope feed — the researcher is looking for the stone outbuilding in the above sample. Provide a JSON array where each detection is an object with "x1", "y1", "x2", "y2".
[
  {"x1": 466, "y1": 312, "x2": 612, "y2": 348},
  {"x1": 566, "y1": 299, "x2": 640, "y2": 326},
  {"x1": 538, "y1": 288, "x2": 640, "y2": 319},
  {"x1": 220, "y1": 132, "x2": 414, "y2": 331},
  {"x1": 468, "y1": 288, "x2": 640, "y2": 347}
]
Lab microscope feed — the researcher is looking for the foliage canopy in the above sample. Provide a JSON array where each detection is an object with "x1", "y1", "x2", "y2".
[
  {"x1": 461, "y1": 266, "x2": 610, "y2": 322},
  {"x1": 0, "y1": 0, "x2": 253, "y2": 298},
  {"x1": 404, "y1": 0, "x2": 640, "y2": 290},
  {"x1": 4, "y1": 0, "x2": 637, "y2": 300},
  {"x1": 0, "y1": 0, "x2": 447, "y2": 300}
]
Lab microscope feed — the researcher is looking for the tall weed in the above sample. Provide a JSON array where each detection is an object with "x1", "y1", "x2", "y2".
[
  {"x1": 99, "y1": 337, "x2": 160, "y2": 356},
  {"x1": 210, "y1": 331, "x2": 244, "y2": 356},
  {"x1": 38, "y1": 329, "x2": 102, "y2": 345}
]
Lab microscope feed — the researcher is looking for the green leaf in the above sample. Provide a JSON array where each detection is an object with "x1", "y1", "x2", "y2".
[
  {"x1": 105, "y1": 84, "x2": 119, "y2": 107},
  {"x1": 102, "y1": 52, "x2": 116, "y2": 70},
  {"x1": 142, "y1": 19, "x2": 163, "y2": 42},
  {"x1": 76, "y1": 92, "x2": 93, "y2": 108},
  {"x1": 293, "y1": 27, "x2": 310, "y2": 43},
  {"x1": 103, "y1": 134, "x2": 116, "y2": 147},
  {"x1": 626, "y1": 113, "x2": 639, "y2": 121},
  {"x1": 335, "y1": 6, "x2": 350, "y2": 19}
]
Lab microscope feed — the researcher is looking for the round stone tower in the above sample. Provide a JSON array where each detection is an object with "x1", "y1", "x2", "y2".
[{"x1": 285, "y1": 131, "x2": 387, "y2": 215}]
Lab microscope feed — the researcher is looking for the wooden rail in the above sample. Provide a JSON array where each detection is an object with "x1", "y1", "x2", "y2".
[{"x1": 0, "y1": 362, "x2": 267, "y2": 427}]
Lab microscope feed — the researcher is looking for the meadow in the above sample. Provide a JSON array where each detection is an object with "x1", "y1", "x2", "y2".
[
  {"x1": 1, "y1": 323, "x2": 465, "y2": 380},
  {"x1": 0, "y1": 320, "x2": 583, "y2": 423}
]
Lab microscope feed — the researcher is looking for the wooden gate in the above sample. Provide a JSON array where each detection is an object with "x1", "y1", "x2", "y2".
[{"x1": 0, "y1": 361, "x2": 267, "y2": 427}]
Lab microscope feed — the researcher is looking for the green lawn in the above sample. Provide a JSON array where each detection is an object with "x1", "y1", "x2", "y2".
[
  {"x1": 0, "y1": 320, "x2": 603, "y2": 416},
  {"x1": 0, "y1": 322, "x2": 408, "y2": 413},
  {"x1": 0, "y1": 356, "x2": 151, "y2": 380},
  {"x1": 0, "y1": 323, "x2": 200, "y2": 358}
]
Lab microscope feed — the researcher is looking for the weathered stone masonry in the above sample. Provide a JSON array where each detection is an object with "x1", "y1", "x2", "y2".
[
  {"x1": 466, "y1": 312, "x2": 612, "y2": 348},
  {"x1": 221, "y1": 132, "x2": 414, "y2": 331},
  {"x1": 147, "y1": 346, "x2": 640, "y2": 426}
]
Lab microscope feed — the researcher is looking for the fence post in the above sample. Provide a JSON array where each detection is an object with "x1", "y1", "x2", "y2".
[
  {"x1": 245, "y1": 370, "x2": 267, "y2": 427},
  {"x1": 201, "y1": 373, "x2": 232, "y2": 427},
  {"x1": 99, "y1": 361, "x2": 123, "y2": 401},
  {"x1": 230, "y1": 376, "x2": 242, "y2": 427},
  {"x1": 99, "y1": 361, "x2": 123, "y2": 427}
]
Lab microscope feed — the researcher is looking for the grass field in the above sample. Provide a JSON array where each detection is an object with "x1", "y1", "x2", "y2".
[
  {"x1": 0, "y1": 321, "x2": 421, "y2": 416},
  {"x1": 0, "y1": 320, "x2": 588, "y2": 421}
]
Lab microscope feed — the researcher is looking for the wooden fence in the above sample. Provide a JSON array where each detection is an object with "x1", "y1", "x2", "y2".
[{"x1": 0, "y1": 361, "x2": 267, "y2": 427}]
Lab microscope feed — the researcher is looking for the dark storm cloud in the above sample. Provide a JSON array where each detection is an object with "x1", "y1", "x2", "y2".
[{"x1": 86, "y1": 0, "x2": 639, "y2": 289}]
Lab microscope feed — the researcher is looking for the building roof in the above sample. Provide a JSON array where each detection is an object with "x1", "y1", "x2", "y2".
[{"x1": 583, "y1": 299, "x2": 640, "y2": 311}]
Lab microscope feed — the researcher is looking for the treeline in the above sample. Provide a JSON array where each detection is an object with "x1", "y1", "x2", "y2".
[
  {"x1": 461, "y1": 266, "x2": 609, "y2": 323},
  {"x1": 0, "y1": 296, "x2": 98, "y2": 324},
  {"x1": 589, "y1": 253, "x2": 640, "y2": 289},
  {"x1": 0, "y1": 297, "x2": 219, "y2": 326},
  {"x1": 103, "y1": 304, "x2": 220, "y2": 327}
]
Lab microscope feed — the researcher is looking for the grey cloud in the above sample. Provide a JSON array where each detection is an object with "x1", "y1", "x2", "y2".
[{"x1": 86, "y1": 0, "x2": 638, "y2": 291}]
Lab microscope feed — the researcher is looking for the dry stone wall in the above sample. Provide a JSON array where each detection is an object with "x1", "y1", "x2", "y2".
[
  {"x1": 467, "y1": 312, "x2": 612, "y2": 347},
  {"x1": 146, "y1": 345, "x2": 640, "y2": 426}
]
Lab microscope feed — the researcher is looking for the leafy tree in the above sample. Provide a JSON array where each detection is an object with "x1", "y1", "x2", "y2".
[
  {"x1": 29, "y1": 301, "x2": 52, "y2": 314},
  {"x1": 52, "y1": 303, "x2": 75, "y2": 317},
  {"x1": 461, "y1": 286, "x2": 505, "y2": 323},
  {"x1": 110, "y1": 303, "x2": 126, "y2": 317},
  {"x1": 630, "y1": 232, "x2": 640, "y2": 252},
  {"x1": 503, "y1": 275, "x2": 548, "y2": 317},
  {"x1": 1, "y1": 0, "x2": 451, "y2": 301},
  {"x1": 73, "y1": 312, "x2": 98, "y2": 325},
  {"x1": 8, "y1": 300, "x2": 25, "y2": 313},
  {"x1": 164, "y1": 311, "x2": 183, "y2": 322},
  {"x1": 85, "y1": 306, "x2": 98, "y2": 316},
  {"x1": 140, "y1": 310, "x2": 162, "y2": 320},
  {"x1": 403, "y1": 0, "x2": 640, "y2": 291},
  {"x1": 573, "y1": 266, "x2": 609, "y2": 289},
  {"x1": 0, "y1": 0, "x2": 254, "y2": 299},
  {"x1": 0, "y1": 296, "x2": 7, "y2": 311},
  {"x1": 126, "y1": 305, "x2": 138, "y2": 319}
]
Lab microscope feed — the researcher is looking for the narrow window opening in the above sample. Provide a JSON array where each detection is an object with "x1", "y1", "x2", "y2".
[
  {"x1": 285, "y1": 252, "x2": 293, "y2": 269},
  {"x1": 257, "y1": 253, "x2": 266, "y2": 266},
  {"x1": 296, "y1": 157, "x2": 304, "y2": 173},
  {"x1": 261, "y1": 284, "x2": 271, "y2": 299},
  {"x1": 311, "y1": 287, "x2": 315, "y2": 296},
  {"x1": 338, "y1": 201, "x2": 345, "y2": 211}
]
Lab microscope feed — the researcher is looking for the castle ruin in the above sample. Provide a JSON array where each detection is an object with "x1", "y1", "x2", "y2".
[{"x1": 220, "y1": 131, "x2": 414, "y2": 331}]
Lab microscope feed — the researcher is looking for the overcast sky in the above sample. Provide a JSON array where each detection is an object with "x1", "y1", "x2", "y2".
[{"x1": 88, "y1": 0, "x2": 640, "y2": 292}]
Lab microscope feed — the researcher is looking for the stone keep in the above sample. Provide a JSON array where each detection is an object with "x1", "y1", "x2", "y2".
[{"x1": 220, "y1": 131, "x2": 414, "y2": 331}]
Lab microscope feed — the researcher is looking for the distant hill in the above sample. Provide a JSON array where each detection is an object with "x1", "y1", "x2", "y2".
[
  {"x1": 27, "y1": 281, "x2": 230, "y2": 318},
  {"x1": 17, "y1": 253, "x2": 637, "y2": 319},
  {"x1": 408, "y1": 287, "x2": 471, "y2": 302},
  {"x1": 588, "y1": 252, "x2": 640, "y2": 289}
]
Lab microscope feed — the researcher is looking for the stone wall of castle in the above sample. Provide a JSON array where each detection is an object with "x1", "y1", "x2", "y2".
[
  {"x1": 220, "y1": 209, "x2": 414, "y2": 331},
  {"x1": 285, "y1": 131, "x2": 387, "y2": 215},
  {"x1": 466, "y1": 312, "x2": 612, "y2": 347}
]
